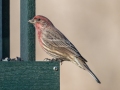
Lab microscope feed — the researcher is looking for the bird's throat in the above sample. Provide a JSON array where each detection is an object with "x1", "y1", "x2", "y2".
[
  {"x1": 36, "y1": 30, "x2": 43, "y2": 47},
  {"x1": 34, "y1": 23, "x2": 42, "y2": 31}
]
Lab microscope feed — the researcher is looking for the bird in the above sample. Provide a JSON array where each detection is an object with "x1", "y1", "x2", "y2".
[{"x1": 28, "y1": 15, "x2": 101, "y2": 84}]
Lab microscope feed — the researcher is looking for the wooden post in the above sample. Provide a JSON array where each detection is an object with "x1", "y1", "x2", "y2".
[
  {"x1": 0, "y1": 0, "x2": 2, "y2": 59},
  {"x1": 20, "y1": 0, "x2": 35, "y2": 61},
  {"x1": 0, "y1": 0, "x2": 10, "y2": 59}
]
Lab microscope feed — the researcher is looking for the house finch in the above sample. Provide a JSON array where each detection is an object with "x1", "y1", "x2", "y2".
[{"x1": 28, "y1": 15, "x2": 101, "y2": 84}]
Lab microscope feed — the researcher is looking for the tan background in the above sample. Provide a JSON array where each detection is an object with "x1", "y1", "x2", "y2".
[{"x1": 10, "y1": 0, "x2": 120, "y2": 90}]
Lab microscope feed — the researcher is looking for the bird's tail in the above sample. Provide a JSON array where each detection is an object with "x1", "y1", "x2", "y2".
[
  {"x1": 84, "y1": 64, "x2": 101, "y2": 84},
  {"x1": 74, "y1": 57, "x2": 101, "y2": 83}
]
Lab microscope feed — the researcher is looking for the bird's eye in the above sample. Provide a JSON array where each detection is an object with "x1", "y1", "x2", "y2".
[{"x1": 37, "y1": 18, "x2": 41, "y2": 21}]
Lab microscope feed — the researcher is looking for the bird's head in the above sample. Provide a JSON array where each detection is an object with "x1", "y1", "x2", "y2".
[{"x1": 28, "y1": 15, "x2": 54, "y2": 30}]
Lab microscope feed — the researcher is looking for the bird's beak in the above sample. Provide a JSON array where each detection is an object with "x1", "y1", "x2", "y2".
[{"x1": 28, "y1": 19, "x2": 35, "y2": 24}]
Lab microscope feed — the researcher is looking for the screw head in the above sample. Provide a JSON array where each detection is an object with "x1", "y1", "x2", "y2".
[{"x1": 53, "y1": 66, "x2": 58, "y2": 71}]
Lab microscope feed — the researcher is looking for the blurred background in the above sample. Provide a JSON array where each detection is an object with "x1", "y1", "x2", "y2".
[{"x1": 10, "y1": 0, "x2": 120, "y2": 90}]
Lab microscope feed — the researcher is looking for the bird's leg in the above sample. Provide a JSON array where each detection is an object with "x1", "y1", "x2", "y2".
[
  {"x1": 52, "y1": 58, "x2": 64, "y2": 65},
  {"x1": 44, "y1": 58, "x2": 64, "y2": 65},
  {"x1": 59, "y1": 59, "x2": 64, "y2": 65}
]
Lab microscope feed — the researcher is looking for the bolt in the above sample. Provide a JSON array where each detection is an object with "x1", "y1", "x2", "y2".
[{"x1": 53, "y1": 66, "x2": 58, "y2": 71}]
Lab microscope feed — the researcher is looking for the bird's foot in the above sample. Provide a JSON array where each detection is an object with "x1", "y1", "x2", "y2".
[
  {"x1": 43, "y1": 58, "x2": 51, "y2": 61},
  {"x1": 51, "y1": 58, "x2": 64, "y2": 65},
  {"x1": 44, "y1": 58, "x2": 64, "y2": 65},
  {"x1": 43, "y1": 58, "x2": 58, "y2": 62}
]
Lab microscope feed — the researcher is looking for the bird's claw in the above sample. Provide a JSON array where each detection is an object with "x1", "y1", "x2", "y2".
[
  {"x1": 43, "y1": 58, "x2": 64, "y2": 65},
  {"x1": 43, "y1": 58, "x2": 51, "y2": 61},
  {"x1": 52, "y1": 58, "x2": 64, "y2": 65}
]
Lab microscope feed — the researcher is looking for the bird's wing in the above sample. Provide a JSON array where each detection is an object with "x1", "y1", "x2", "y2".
[{"x1": 42, "y1": 28, "x2": 87, "y2": 62}]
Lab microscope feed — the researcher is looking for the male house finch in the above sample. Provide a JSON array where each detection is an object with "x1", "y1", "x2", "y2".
[{"x1": 29, "y1": 15, "x2": 101, "y2": 84}]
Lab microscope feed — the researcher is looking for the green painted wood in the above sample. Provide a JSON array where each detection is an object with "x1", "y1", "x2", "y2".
[
  {"x1": 20, "y1": 0, "x2": 35, "y2": 61},
  {"x1": 0, "y1": 0, "x2": 10, "y2": 59},
  {"x1": 0, "y1": 0, "x2": 2, "y2": 59},
  {"x1": 0, "y1": 61, "x2": 60, "y2": 90}
]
